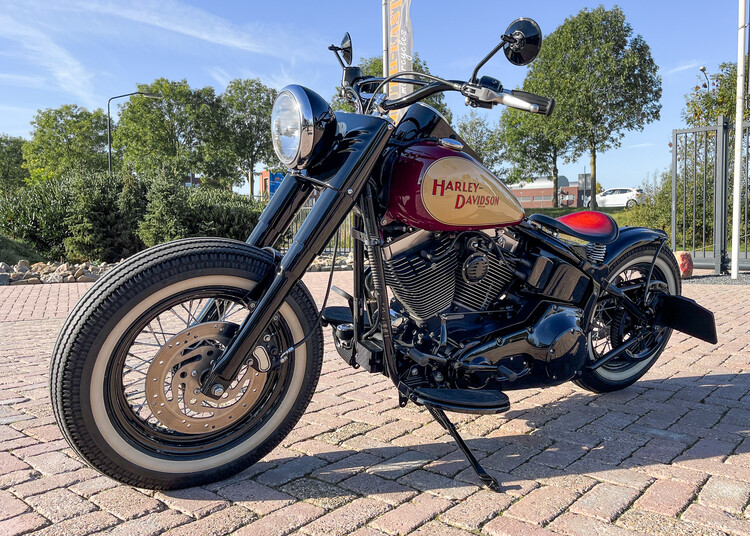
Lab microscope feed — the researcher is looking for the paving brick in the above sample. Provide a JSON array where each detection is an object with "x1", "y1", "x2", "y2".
[
  {"x1": 24, "y1": 451, "x2": 83, "y2": 475},
  {"x1": 216, "y1": 479, "x2": 295, "y2": 515},
  {"x1": 568, "y1": 482, "x2": 639, "y2": 522},
  {"x1": 25, "y1": 487, "x2": 96, "y2": 522},
  {"x1": 0, "y1": 488, "x2": 29, "y2": 520},
  {"x1": 101, "y1": 510, "x2": 191, "y2": 536},
  {"x1": 90, "y1": 486, "x2": 163, "y2": 520},
  {"x1": 29, "y1": 511, "x2": 119, "y2": 536},
  {"x1": 312, "y1": 452, "x2": 383, "y2": 483},
  {"x1": 699, "y1": 476, "x2": 750, "y2": 515},
  {"x1": 397, "y1": 469, "x2": 477, "y2": 501},
  {"x1": 483, "y1": 515, "x2": 558, "y2": 536},
  {"x1": 633, "y1": 478, "x2": 696, "y2": 517},
  {"x1": 682, "y1": 503, "x2": 750, "y2": 536},
  {"x1": 617, "y1": 509, "x2": 727, "y2": 536},
  {"x1": 300, "y1": 497, "x2": 390, "y2": 536},
  {"x1": 156, "y1": 487, "x2": 229, "y2": 518},
  {"x1": 408, "y1": 520, "x2": 475, "y2": 536},
  {"x1": 162, "y1": 505, "x2": 256, "y2": 536},
  {"x1": 369, "y1": 492, "x2": 452, "y2": 535},
  {"x1": 234, "y1": 501, "x2": 324, "y2": 536},
  {"x1": 440, "y1": 489, "x2": 514, "y2": 531},
  {"x1": 339, "y1": 472, "x2": 417, "y2": 505},
  {"x1": 0, "y1": 512, "x2": 48, "y2": 536},
  {"x1": 0, "y1": 452, "x2": 29, "y2": 474},
  {"x1": 290, "y1": 439, "x2": 356, "y2": 461},
  {"x1": 505, "y1": 485, "x2": 579, "y2": 525},
  {"x1": 366, "y1": 451, "x2": 433, "y2": 480},
  {"x1": 255, "y1": 455, "x2": 328, "y2": 486},
  {"x1": 280, "y1": 477, "x2": 356, "y2": 510},
  {"x1": 548, "y1": 512, "x2": 641, "y2": 536}
]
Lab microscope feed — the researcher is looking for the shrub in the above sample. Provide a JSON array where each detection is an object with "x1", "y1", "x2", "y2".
[
  {"x1": 185, "y1": 187, "x2": 263, "y2": 241},
  {"x1": 64, "y1": 172, "x2": 145, "y2": 262},
  {"x1": 0, "y1": 175, "x2": 74, "y2": 259},
  {"x1": 137, "y1": 172, "x2": 190, "y2": 247}
]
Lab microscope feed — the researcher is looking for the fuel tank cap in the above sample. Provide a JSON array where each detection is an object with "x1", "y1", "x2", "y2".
[{"x1": 437, "y1": 138, "x2": 464, "y2": 151}]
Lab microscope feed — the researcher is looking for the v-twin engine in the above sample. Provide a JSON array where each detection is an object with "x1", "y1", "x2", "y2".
[{"x1": 382, "y1": 229, "x2": 516, "y2": 321}]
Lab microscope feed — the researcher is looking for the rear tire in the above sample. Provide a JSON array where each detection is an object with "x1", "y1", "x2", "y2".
[
  {"x1": 574, "y1": 244, "x2": 680, "y2": 393},
  {"x1": 626, "y1": 199, "x2": 637, "y2": 208},
  {"x1": 51, "y1": 238, "x2": 323, "y2": 489}
]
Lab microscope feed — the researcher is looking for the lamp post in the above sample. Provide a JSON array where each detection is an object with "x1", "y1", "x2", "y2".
[
  {"x1": 699, "y1": 66, "x2": 710, "y2": 91},
  {"x1": 107, "y1": 91, "x2": 162, "y2": 173}
]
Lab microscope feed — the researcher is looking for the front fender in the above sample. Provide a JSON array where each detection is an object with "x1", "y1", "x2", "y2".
[{"x1": 601, "y1": 226, "x2": 667, "y2": 271}]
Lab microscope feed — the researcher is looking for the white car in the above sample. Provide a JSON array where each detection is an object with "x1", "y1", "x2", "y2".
[{"x1": 584, "y1": 187, "x2": 643, "y2": 208}]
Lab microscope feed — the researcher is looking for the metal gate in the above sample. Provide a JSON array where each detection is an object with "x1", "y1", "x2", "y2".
[{"x1": 671, "y1": 116, "x2": 750, "y2": 273}]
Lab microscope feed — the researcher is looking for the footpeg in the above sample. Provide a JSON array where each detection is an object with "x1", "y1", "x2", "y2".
[{"x1": 411, "y1": 387, "x2": 510, "y2": 414}]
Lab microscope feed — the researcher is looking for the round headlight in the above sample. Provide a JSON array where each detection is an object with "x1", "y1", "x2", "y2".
[{"x1": 270, "y1": 85, "x2": 336, "y2": 170}]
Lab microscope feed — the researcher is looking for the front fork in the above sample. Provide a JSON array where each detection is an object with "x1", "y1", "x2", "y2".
[{"x1": 200, "y1": 115, "x2": 395, "y2": 397}]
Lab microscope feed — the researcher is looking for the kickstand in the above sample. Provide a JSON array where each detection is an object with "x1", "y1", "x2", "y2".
[{"x1": 426, "y1": 406, "x2": 501, "y2": 492}]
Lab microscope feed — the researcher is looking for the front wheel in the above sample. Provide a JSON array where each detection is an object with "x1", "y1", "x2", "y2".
[
  {"x1": 51, "y1": 238, "x2": 323, "y2": 489},
  {"x1": 574, "y1": 244, "x2": 680, "y2": 393}
]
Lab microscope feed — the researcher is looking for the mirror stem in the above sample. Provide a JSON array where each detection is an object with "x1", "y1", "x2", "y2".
[{"x1": 470, "y1": 41, "x2": 507, "y2": 83}]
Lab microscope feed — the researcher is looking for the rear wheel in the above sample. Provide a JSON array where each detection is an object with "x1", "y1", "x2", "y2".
[
  {"x1": 51, "y1": 238, "x2": 323, "y2": 489},
  {"x1": 626, "y1": 199, "x2": 637, "y2": 208},
  {"x1": 574, "y1": 245, "x2": 680, "y2": 393}
]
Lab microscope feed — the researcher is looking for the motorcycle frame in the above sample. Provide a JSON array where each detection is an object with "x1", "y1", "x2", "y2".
[{"x1": 202, "y1": 110, "x2": 674, "y2": 397}]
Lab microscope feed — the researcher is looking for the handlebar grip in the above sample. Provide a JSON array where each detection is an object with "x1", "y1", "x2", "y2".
[{"x1": 509, "y1": 90, "x2": 555, "y2": 116}]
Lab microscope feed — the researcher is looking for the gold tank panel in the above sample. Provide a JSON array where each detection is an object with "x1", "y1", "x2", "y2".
[{"x1": 419, "y1": 156, "x2": 524, "y2": 227}]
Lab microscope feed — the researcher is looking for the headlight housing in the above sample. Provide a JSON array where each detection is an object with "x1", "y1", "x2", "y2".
[{"x1": 271, "y1": 85, "x2": 337, "y2": 170}]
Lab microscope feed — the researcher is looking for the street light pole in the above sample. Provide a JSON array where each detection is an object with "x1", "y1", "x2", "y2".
[
  {"x1": 699, "y1": 65, "x2": 710, "y2": 91},
  {"x1": 107, "y1": 91, "x2": 162, "y2": 174}
]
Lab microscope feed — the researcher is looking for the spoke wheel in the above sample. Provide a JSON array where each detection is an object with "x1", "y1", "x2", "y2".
[
  {"x1": 51, "y1": 238, "x2": 323, "y2": 489},
  {"x1": 575, "y1": 244, "x2": 680, "y2": 393}
]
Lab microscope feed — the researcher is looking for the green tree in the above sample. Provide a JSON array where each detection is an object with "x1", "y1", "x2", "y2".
[
  {"x1": 682, "y1": 62, "x2": 750, "y2": 127},
  {"x1": 455, "y1": 111, "x2": 502, "y2": 174},
  {"x1": 22, "y1": 105, "x2": 108, "y2": 183},
  {"x1": 223, "y1": 78, "x2": 277, "y2": 195},
  {"x1": 534, "y1": 6, "x2": 661, "y2": 208},
  {"x1": 0, "y1": 134, "x2": 30, "y2": 193},
  {"x1": 332, "y1": 54, "x2": 453, "y2": 123},
  {"x1": 114, "y1": 79, "x2": 236, "y2": 187}
]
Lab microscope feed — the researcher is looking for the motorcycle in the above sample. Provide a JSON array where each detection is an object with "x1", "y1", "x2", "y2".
[{"x1": 50, "y1": 19, "x2": 717, "y2": 491}]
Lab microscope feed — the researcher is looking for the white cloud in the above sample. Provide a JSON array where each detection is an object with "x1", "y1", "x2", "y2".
[
  {"x1": 625, "y1": 143, "x2": 655, "y2": 149},
  {"x1": 0, "y1": 15, "x2": 97, "y2": 107},
  {"x1": 69, "y1": 0, "x2": 321, "y2": 62},
  {"x1": 665, "y1": 62, "x2": 701, "y2": 75}
]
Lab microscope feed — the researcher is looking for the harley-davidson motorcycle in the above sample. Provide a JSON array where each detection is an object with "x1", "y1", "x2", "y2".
[{"x1": 51, "y1": 19, "x2": 717, "y2": 491}]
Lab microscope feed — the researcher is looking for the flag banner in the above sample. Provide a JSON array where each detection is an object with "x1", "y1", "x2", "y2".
[{"x1": 388, "y1": 0, "x2": 413, "y2": 122}]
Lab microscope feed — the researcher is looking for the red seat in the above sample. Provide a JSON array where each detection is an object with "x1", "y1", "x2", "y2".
[{"x1": 527, "y1": 211, "x2": 619, "y2": 244}]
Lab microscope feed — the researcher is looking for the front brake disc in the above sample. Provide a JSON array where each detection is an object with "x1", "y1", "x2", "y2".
[{"x1": 145, "y1": 322, "x2": 266, "y2": 434}]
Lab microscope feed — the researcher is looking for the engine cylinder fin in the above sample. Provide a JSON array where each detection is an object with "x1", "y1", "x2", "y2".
[{"x1": 454, "y1": 252, "x2": 514, "y2": 311}]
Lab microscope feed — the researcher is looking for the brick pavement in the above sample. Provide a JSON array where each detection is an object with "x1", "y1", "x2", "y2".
[{"x1": 0, "y1": 274, "x2": 748, "y2": 535}]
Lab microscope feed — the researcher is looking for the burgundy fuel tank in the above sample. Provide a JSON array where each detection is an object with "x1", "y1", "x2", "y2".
[{"x1": 384, "y1": 141, "x2": 525, "y2": 231}]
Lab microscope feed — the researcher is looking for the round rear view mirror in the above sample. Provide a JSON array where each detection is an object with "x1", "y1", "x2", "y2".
[
  {"x1": 503, "y1": 18, "x2": 542, "y2": 66},
  {"x1": 341, "y1": 32, "x2": 353, "y2": 66}
]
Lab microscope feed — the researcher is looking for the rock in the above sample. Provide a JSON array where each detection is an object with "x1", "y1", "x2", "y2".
[
  {"x1": 0, "y1": 273, "x2": 8, "y2": 285},
  {"x1": 30, "y1": 262, "x2": 46, "y2": 272},
  {"x1": 10, "y1": 272, "x2": 24, "y2": 281},
  {"x1": 17, "y1": 259, "x2": 29, "y2": 269},
  {"x1": 674, "y1": 251, "x2": 693, "y2": 279},
  {"x1": 14, "y1": 264, "x2": 29, "y2": 273},
  {"x1": 64, "y1": 275, "x2": 76, "y2": 283},
  {"x1": 11, "y1": 277, "x2": 41, "y2": 285},
  {"x1": 41, "y1": 265, "x2": 56, "y2": 275},
  {"x1": 42, "y1": 273, "x2": 64, "y2": 284},
  {"x1": 56, "y1": 263, "x2": 69, "y2": 274},
  {"x1": 73, "y1": 267, "x2": 85, "y2": 278},
  {"x1": 76, "y1": 273, "x2": 98, "y2": 282},
  {"x1": 0, "y1": 262, "x2": 10, "y2": 273}
]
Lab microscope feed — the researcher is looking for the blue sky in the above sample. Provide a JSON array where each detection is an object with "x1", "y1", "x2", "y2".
[{"x1": 0, "y1": 0, "x2": 739, "y2": 192}]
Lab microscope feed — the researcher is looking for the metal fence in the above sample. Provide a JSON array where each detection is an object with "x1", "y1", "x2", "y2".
[
  {"x1": 252, "y1": 196, "x2": 354, "y2": 256},
  {"x1": 671, "y1": 116, "x2": 750, "y2": 273}
]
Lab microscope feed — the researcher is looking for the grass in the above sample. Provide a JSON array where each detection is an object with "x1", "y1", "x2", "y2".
[{"x1": 0, "y1": 234, "x2": 43, "y2": 265}]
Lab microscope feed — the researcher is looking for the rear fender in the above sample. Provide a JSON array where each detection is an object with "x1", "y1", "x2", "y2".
[{"x1": 601, "y1": 227, "x2": 667, "y2": 271}]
